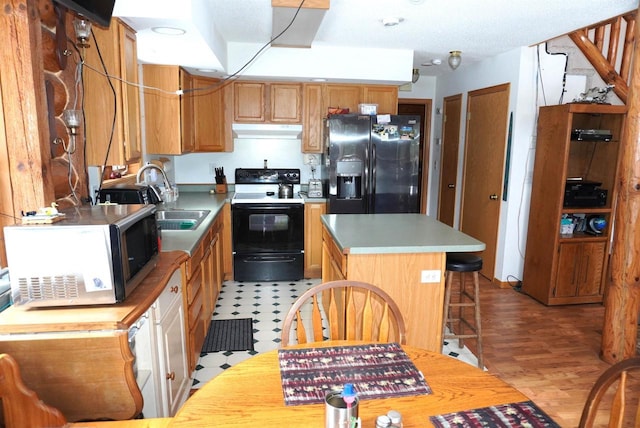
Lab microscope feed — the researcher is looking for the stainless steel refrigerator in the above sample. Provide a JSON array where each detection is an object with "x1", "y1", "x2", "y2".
[{"x1": 326, "y1": 114, "x2": 421, "y2": 214}]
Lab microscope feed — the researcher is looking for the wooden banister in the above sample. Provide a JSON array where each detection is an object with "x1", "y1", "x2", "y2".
[{"x1": 568, "y1": 12, "x2": 636, "y2": 104}]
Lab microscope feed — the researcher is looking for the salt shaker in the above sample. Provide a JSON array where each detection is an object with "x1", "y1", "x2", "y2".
[
  {"x1": 387, "y1": 410, "x2": 403, "y2": 427},
  {"x1": 375, "y1": 415, "x2": 392, "y2": 428}
]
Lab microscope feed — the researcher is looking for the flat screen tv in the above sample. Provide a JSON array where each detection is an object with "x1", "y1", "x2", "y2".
[{"x1": 53, "y1": 0, "x2": 116, "y2": 28}]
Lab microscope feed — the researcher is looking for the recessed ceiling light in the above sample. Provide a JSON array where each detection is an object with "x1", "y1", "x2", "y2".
[
  {"x1": 197, "y1": 68, "x2": 218, "y2": 73},
  {"x1": 311, "y1": 78, "x2": 327, "y2": 82},
  {"x1": 408, "y1": 0, "x2": 426, "y2": 4},
  {"x1": 381, "y1": 17, "x2": 404, "y2": 27},
  {"x1": 151, "y1": 27, "x2": 186, "y2": 36}
]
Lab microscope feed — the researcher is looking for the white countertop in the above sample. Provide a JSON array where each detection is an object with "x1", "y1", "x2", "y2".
[{"x1": 321, "y1": 213, "x2": 485, "y2": 254}]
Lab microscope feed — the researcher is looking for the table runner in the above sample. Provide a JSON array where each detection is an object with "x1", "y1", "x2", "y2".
[
  {"x1": 278, "y1": 342, "x2": 432, "y2": 406},
  {"x1": 429, "y1": 400, "x2": 560, "y2": 427}
]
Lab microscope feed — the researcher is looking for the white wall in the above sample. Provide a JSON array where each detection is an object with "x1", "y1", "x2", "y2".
[
  {"x1": 173, "y1": 139, "x2": 314, "y2": 184},
  {"x1": 430, "y1": 45, "x2": 589, "y2": 283}
]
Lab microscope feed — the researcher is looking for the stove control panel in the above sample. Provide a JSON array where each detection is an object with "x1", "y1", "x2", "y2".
[{"x1": 235, "y1": 168, "x2": 300, "y2": 185}]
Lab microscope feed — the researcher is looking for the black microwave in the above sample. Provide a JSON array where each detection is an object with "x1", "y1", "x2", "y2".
[{"x1": 4, "y1": 204, "x2": 159, "y2": 307}]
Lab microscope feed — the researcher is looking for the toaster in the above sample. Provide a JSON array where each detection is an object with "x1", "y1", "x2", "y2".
[{"x1": 98, "y1": 183, "x2": 162, "y2": 205}]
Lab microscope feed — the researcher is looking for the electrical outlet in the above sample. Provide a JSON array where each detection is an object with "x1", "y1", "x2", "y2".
[{"x1": 420, "y1": 269, "x2": 441, "y2": 283}]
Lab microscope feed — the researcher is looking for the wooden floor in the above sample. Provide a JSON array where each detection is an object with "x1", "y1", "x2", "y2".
[{"x1": 464, "y1": 276, "x2": 616, "y2": 427}]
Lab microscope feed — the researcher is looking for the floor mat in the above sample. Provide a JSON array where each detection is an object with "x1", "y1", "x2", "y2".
[{"x1": 201, "y1": 318, "x2": 254, "y2": 353}]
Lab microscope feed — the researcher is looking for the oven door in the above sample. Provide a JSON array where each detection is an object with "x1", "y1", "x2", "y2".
[
  {"x1": 232, "y1": 203, "x2": 304, "y2": 253},
  {"x1": 232, "y1": 203, "x2": 304, "y2": 281}
]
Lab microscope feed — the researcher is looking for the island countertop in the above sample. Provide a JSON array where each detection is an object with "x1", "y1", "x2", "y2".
[{"x1": 321, "y1": 213, "x2": 486, "y2": 254}]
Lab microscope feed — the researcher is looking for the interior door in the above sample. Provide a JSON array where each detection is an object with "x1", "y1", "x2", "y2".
[
  {"x1": 460, "y1": 84, "x2": 510, "y2": 280},
  {"x1": 438, "y1": 94, "x2": 462, "y2": 227}
]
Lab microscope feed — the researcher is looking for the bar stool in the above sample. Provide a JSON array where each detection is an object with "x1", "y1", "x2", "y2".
[{"x1": 442, "y1": 252, "x2": 484, "y2": 369}]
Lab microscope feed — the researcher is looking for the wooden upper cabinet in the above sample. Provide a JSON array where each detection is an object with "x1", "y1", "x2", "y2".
[
  {"x1": 233, "y1": 81, "x2": 302, "y2": 124},
  {"x1": 234, "y1": 82, "x2": 265, "y2": 122},
  {"x1": 302, "y1": 84, "x2": 324, "y2": 153},
  {"x1": 323, "y1": 84, "x2": 362, "y2": 113},
  {"x1": 84, "y1": 19, "x2": 141, "y2": 166},
  {"x1": 363, "y1": 85, "x2": 398, "y2": 115},
  {"x1": 192, "y1": 77, "x2": 232, "y2": 152},
  {"x1": 270, "y1": 83, "x2": 302, "y2": 122},
  {"x1": 181, "y1": 71, "x2": 196, "y2": 154},
  {"x1": 119, "y1": 23, "x2": 142, "y2": 162}
]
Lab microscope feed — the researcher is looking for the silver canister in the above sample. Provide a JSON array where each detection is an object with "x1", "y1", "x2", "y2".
[{"x1": 325, "y1": 391, "x2": 359, "y2": 428}]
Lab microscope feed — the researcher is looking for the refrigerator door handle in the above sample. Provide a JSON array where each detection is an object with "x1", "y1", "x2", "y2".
[
  {"x1": 370, "y1": 142, "x2": 376, "y2": 211},
  {"x1": 364, "y1": 143, "x2": 370, "y2": 203}
]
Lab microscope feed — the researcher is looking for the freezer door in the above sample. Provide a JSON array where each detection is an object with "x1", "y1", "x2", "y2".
[
  {"x1": 327, "y1": 114, "x2": 371, "y2": 214},
  {"x1": 370, "y1": 115, "x2": 421, "y2": 213}
]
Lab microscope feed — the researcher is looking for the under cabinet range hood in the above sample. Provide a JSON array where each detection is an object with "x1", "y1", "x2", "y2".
[{"x1": 232, "y1": 123, "x2": 303, "y2": 140}]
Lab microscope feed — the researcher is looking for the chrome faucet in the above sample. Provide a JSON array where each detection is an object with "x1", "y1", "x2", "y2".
[{"x1": 137, "y1": 162, "x2": 174, "y2": 197}]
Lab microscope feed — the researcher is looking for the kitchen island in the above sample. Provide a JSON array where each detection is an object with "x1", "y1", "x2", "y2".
[{"x1": 321, "y1": 213, "x2": 485, "y2": 352}]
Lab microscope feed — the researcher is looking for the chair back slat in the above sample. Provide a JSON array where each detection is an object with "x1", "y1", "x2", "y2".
[
  {"x1": 280, "y1": 280, "x2": 407, "y2": 347},
  {"x1": 361, "y1": 290, "x2": 373, "y2": 341},
  {"x1": 346, "y1": 287, "x2": 357, "y2": 340},
  {"x1": 579, "y1": 357, "x2": 640, "y2": 427},
  {"x1": 311, "y1": 294, "x2": 324, "y2": 342},
  {"x1": 327, "y1": 288, "x2": 341, "y2": 340},
  {"x1": 295, "y1": 311, "x2": 307, "y2": 344},
  {"x1": 378, "y1": 304, "x2": 391, "y2": 342}
]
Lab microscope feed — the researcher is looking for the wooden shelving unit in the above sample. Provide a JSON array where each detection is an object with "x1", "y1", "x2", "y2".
[{"x1": 522, "y1": 103, "x2": 626, "y2": 305}]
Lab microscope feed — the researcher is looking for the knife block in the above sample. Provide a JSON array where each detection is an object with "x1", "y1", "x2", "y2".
[{"x1": 215, "y1": 182, "x2": 228, "y2": 194}]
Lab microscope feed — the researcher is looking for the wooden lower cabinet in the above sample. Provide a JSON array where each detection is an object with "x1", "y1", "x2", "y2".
[
  {"x1": 555, "y1": 241, "x2": 606, "y2": 299},
  {"x1": 322, "y1": 226, "x2": 445, "y2": 352},
  {"x1": 183, "y1": 210, "x2": 226, "y2": 372},
  {"x1": 304, "y1": 201, "x2": 326, "y2": 278}
]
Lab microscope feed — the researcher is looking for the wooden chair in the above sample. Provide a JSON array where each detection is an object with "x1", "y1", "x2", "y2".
[
  {"x1": 579, "y1": 356, "x2": 640, "y2": 427},
  {"x1": 0, "y1": 353, "x2": 67, "y2": 427},
  {"x1": 280, "y1": 280, "x2": 406, "y2": 346}
]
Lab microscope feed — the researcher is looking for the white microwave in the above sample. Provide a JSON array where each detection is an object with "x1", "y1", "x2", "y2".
[{"x1": 4, "y1": 204, "x2": 159, "y2": 308}]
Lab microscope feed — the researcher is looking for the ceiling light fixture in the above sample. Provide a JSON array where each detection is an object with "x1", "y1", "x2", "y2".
[
  {"x1": 381, "y1": 17, "x2": 404, "y2": 27},
  {"x1": 412, "y1": 68, "x2": 420, "y2": 83},
  {"x1": 448, "y1": 51, "x2": 462, "y2": 70},
  {"x1": 151, "y1": 27, "x2": 186, "y2": 36}
]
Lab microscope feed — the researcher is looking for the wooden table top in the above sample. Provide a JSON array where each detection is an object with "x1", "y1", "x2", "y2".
[{"x1": 170, "y1": 341, "x2": 528, "y2": 427}]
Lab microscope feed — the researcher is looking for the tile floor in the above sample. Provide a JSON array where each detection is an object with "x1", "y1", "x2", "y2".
[{"x1": 192, "y1": 279, "x2": 480, "y2": 388}]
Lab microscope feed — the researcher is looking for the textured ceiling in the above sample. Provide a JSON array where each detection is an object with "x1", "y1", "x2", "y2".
[{"x1": 114, "y1": 0, "x2": 639, "y2": 81}]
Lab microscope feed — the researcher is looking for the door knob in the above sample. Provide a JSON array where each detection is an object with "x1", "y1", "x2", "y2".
[
  {"x1": 448, "y1": 184, "x2": 455, "y2": 188},
  {"x1": 489, "y1": 194, "x2": 498, "y2": 200}
]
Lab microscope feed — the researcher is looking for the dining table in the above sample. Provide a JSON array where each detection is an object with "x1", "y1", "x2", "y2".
[{"x1": 169, "y1": 340, "x2": 552, "y2": 427}]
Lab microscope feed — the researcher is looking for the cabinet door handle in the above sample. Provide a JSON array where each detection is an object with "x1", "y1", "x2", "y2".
[
  {"x1": 166, "y1": 372, "x2": 176, "y2": 381},
  {"x1": 170, "y1": 286, "x2": 179, "y2": 294},
  {"x1": 448, "y1": 184, "x2": 455, "y2": 188},
  {"x1": 489, "y1": 194, "x2": 498, "y2": 200}
]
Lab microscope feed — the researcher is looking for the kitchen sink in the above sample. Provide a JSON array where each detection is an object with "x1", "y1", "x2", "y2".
[{"x1": 156, "y1": 209, "x2": 210, "y2": 231}]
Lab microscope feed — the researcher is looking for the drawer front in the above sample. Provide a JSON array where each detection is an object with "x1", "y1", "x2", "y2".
[
  {"x1": 186, "y1": 241, "x2": 205, "y2": 280},
  {"x1": 153, "y1": 268, "x2": 182, "y2": 321}
]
